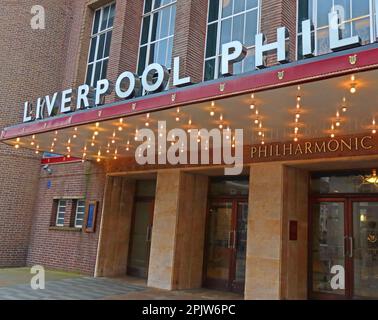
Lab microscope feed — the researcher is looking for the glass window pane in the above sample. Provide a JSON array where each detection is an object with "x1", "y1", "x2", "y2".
[
  {"x1": 101, "y1": 59, "x2": 108, "y2": 80},
  {"x1": 243, "y1": 47, "x2": 255, "y2": 72},
  {"x1": 353, "y1": 17, "x2": 371, "y2": 44},
  {"x1": 244, "y1": 9, "x2": 257, "y2": 46},
  {"x1": 232, "y1": 13, "x2": 244, "y2": 43},
  {"x1": 144, "y1": 0, "x2": 153, "y2": 13},
  {"x1": 206, "y1": 23, "x2": 218, "y2": 58},
  {"x1": 317, "y1": 0, "x2": 333, "y2": 27},
  {"x1": 93, "y1": 61, "x2": 102, "y2": 86},
  {"x1": 204, "y1": 58, "x2": 216, "y2": 80},
  {"x1": 138, "y1": 46, "x2": 147, "y2": 75},
  {"x1": 88, "y1": 37, "x2": 97, "y2": 63},
  {"x1": 154, "y1": 0, "x2": 162, "y2": 9},
  {"x1": 93, "y1": 9, "x2": 101, "y2": 34},
  {"x1": 97, "y1": 33, "x2": 106, "y2": 60},
  {"x1": 141, "y1": 16, "x2": 151, "y2": 45},
  {"x1": 220, "y1": 18, "x2": 232, "y2": 50},
  {"x1": 157, "y1": 39, "x2": 167, "y2": 65},
  {"x1": 166, "y1": 37, "x2": 173, "y2": 68},
  {"x1": 316, "y1": 27, "x2": 330, "y2": 55},
  {"x1": 136, "y1": 180, "x2": 157, "y2": 197},
  {"x1": 352, "y1": 0, "x2": 370, "y2": 18},
  {"x1": 169, "y1": 5, "x2": 176, "y2": 36},
  {"x1": 208, "y1": 0, "x2": 219, "y2": 22},
  {"x1": 234, "y1": 0, "x2": 245, "y2": 14},
  {"x1": 246, "y1": 0, "x2": 258, "y2": 10},
  {"x1": 151, "y1": 12, "x2": 159, "y2": 42},
  {"x1": 298, "y1": 0, "x2": 311, "y2": 33},
  {"x1": 334, "y1": 0, "x2": 351, "y2": 22},
  {"x1": 86, "y1": 63, "x2": 93, "y2": 85},
  {"x1": 160, "y1": 7, "x2": 170, "y2": 38},
  {"x1": 104, "y1": 31, "x2": 112, "y2": 58},
  {"x1": 101, "y1": 5, "x2": 110, "y2": 31},
  {"x1": 149, "y1": 42, "x2": 157, "y2": 64},
  {"x1": 107, "y1": 3, "x2": 116, "y2": 28},
  {"x1": 222, "y1": 0, "x2": 233, "y2": 17}
]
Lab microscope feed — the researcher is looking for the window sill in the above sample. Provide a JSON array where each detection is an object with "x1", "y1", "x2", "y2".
[{"x1": 49, "y1": 226, "x2": 82, "y2": 232}]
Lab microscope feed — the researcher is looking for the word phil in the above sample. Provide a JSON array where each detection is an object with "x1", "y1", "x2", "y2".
[{"x1": 23, "y1": 10, "x2": 365, "y2": 123}]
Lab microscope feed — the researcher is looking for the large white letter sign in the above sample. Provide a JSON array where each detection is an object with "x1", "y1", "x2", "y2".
[
  {"x1": 329, "y1": 11, "x2": 361, "y2": 51},
  {"x1": 142, "y1": 63, "x2": 170, "y2": 93},
  {"x1": 221, "y1": 41, "x2": 247, "y2": 76}
]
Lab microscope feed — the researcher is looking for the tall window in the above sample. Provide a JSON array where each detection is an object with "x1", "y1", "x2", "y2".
[
  {"x1": 204, "y1": 0, "x2": 260, "y2": 81},
  {"x1": 55, "y1": 200, "x2": 67, "y2": 227},
  {"x1": 85, "y1": 3, "x2": 116, "y2": 87},
  {"x1": 74, "y1": 200, "x2": 86, "y2": 228},
  {"x1": 297, "y1": 0, "x2": 376, "y2": 59},
  {"x1": 137, "y1": 0, "x2": 176, "y2": 76}
]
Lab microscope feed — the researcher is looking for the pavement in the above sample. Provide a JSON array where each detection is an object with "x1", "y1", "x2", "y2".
[{"x1": 0, "y1": 268, "x2": 243, "y2": 300}]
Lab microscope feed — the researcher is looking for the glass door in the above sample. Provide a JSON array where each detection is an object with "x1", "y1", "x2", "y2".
[
  {"x1": 204, "y1": 199, "x2": 248, "y2": 293},
  {"x1": 352, "y1": 200, "x2": 378, "y2": 299},
  {"x1": 204, "y1": 201, "x2": 234, "y2": 291},
  {"x1": 310, "y1": 200, "x2": 348, "y2": 298},
  {"x1": 127, "y1": 199, "x2": 154, "y2": 278}
]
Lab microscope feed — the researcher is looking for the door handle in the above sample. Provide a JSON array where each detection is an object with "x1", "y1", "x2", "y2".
[
  {"x1": 343, "y1": 236, "x2": 348, "y2": 257},
  {"x1": 349, "y1": 237, "x2": 353, "y2": 258},
  {"x1": 146, "y1": 226, "x2": 152, "y2": 242},
  {"x1": 233, "y1": 230, "x2": 237, "y2": 249},
  {"x1": 228, "y1": 231, "x2": 233, "y2": 249}
]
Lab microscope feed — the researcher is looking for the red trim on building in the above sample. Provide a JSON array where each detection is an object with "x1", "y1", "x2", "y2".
[
  {"x1": 2, "y1": 46, "x2": 378, "y2": 140},
  {"x1": 41, "y1": 156, "x2": 82, "y2": 165}
]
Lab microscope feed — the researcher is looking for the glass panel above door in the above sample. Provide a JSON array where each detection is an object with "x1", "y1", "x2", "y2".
[{"x1": 209, "y1": 177, "x2": 249, "y2": 197}]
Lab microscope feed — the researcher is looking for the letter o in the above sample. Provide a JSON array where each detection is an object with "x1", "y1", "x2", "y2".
[
  {"x1": 141, "y1": 63, "x2": 169, "y2": 93},
  {"x1": 328, "y1": 139, "x2": 340, "y2": 152},
  {"x1": 115, "y1": 71, "x2": 140, "y2": 99}
]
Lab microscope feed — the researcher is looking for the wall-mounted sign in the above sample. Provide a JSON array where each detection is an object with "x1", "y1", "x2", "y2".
[
  {"x1": 22, "y1": 11, "x2": 373, "y2": 124},
  {"x1": 84, "y1": 201, "x2": 98, "y2": 233}
]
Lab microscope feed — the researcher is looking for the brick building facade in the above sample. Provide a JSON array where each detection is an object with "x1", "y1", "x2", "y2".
[{"x1": 2, "y1": 0, "x2": 378, "y2": 299}]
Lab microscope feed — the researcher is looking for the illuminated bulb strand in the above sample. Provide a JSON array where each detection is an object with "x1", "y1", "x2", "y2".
[
  {"x1": 330, "y1": 123, "x2": 336, "y2": 138},
  {"x1": 250, "y1": 93, "x2": 256, "y2": 110},
  {"x1": 293, "y1": 86, "x2": 301, "y2": 142},
  {"x1": 372, "y1": 118, "x2": 377, "y2": 134},
  {"x1": 219, "y1": 114, "x2": 224, "y2": 129},
  {"x1": 335, "y1": 110, "x2": 341, "y2": 127},
  {"x1": 350, "y1": 75, "x2": 357, "y2": 94},
  {"x1": 210, "y1": 101, "x2": 215, "y2": 117},
  {"x1": 341, "y1": 97, "x2": 347, "y2": 113},
  {"x1": 176, "y1": 108, "x2": 181, "y2": 122}
]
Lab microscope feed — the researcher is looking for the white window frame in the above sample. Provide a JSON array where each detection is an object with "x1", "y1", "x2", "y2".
[
  {"x1": 296, "y1": 0, "x2": 377, "y2": 60},
  {"x1": 55, "y1": 200, "x2": 67, "y2": 227},
  {"x1": 74, "y1": 200, "x2": 86, "y2": 228},
  {"x1": 85, "y1": 2, "x2": 116, "y2": 87},
  {"x1": 203, "y1": 0, "x2": 261, "y2": 81},
  {"x1": 136, "y1": 0, "x2": 177, "y2": 75}
]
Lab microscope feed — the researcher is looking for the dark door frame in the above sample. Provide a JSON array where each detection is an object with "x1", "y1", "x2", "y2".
[
  {"x1": 203, "y1": 196, "x2": 248, "y2": 294},
  {"x1": 308, "y1": 194, "x2": 378, "y2": 300},
  {"x1": 127, "y1": 196, "x2": 155, "y2": 278}
]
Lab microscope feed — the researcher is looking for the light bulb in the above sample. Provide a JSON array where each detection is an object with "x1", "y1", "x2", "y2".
[{"x1": 350, "y1": 85, "x2": 356, "y2": 94}]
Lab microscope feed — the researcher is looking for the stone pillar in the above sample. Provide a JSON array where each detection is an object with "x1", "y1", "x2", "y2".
[
  {"x1": 280, "y1": 167, "x2": 308, "y2": 299},
  {"x1": 245, "y1": 163, "x2": 309, "y2": 300},
  {"x1": 148, "y1": 170, "x2": 208, "y2": 290},
  {"x1": 245, "y1": 163, "x2": 284, "y2": 299},
  {"x1": 95, "y1": 176, "x2": 136, "y2": 277}
]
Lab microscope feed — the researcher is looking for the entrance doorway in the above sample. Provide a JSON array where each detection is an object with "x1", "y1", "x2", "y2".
[
  {"x1": 310, "y1": 171, "x2": 378, "y2": 299},
  {"x1": 127, "y1": 180, "x2": 156, "y2": 278},
  {"x1": 203, "y1": 178, "x2": 249, "y2": 293}
]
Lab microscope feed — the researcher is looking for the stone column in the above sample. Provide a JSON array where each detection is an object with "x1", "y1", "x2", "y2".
[
  {"x1": 95, "y1": 176, "x2": 136, "y2": 277},
  {"x1": 245, "y1": 163, "x2": 308, "y2": 299},
  {"x1": 148, "y1": 170, "x2": 208, "y2": 290}
]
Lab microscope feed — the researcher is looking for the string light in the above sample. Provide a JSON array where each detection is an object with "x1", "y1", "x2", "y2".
[
  {"x1": 350, "y1": 75, "x2": 356, "y2": 94},
  {"x1": 210, "y1": 101, "x2": 215, "y2": 117},
  {"x1": 372, "y1": 118, "x2": 376, "y2": 134},
  {"x1": 342, "y1": 97, "x2": 347, "y2": 113},
  {"x1": 335, "y1": 110, "x2": 341, "y2": 127},
  {"x1": 176, "y1": 108, "x2": 180, "y2": 122}
]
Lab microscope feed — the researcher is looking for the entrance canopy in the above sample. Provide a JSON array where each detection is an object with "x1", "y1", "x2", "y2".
[{"x1": 1, "y1": 45, "x2": 378, "y2": 163}]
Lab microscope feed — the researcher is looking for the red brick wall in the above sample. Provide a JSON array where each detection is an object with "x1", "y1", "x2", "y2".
[
  {"x1": 0, "y1": 0, "x2": 73, "y2": 267},
  {"x1": 2, "y1": 0, "x2": 299, "y2": 274},
  {"x1": 26, "y1": 162, "x2": 106, "y2": 275}
]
